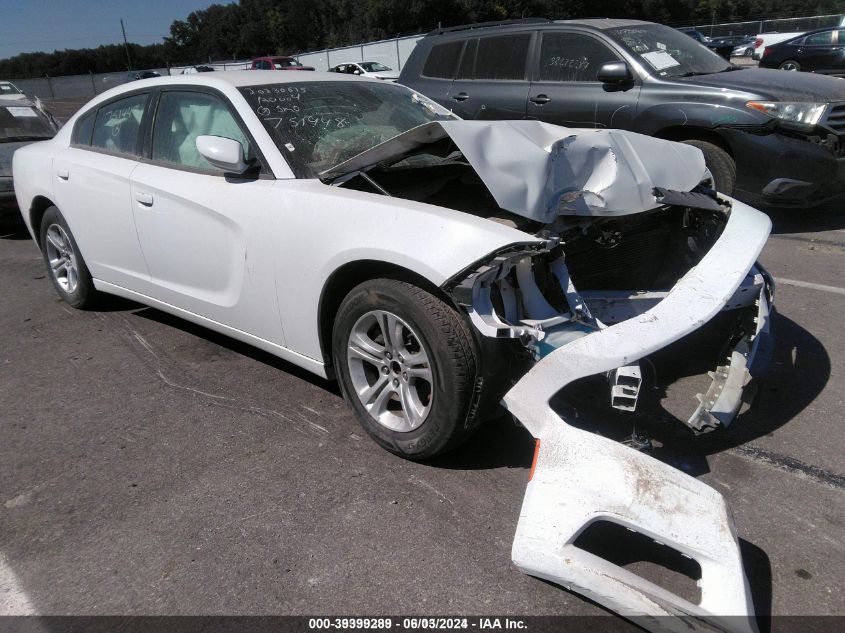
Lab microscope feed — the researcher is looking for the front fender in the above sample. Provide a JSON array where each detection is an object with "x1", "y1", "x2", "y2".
[
  {"x1": 634, "y1": 101, "x2": 767, "y2": 139},
  {"x1": 270, "y1": 179, "x2": 540, "y2": 362}
]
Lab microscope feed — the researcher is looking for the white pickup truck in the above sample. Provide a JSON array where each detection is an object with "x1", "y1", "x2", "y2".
[{"x1": 752, "y1": 31, "x2": 805, "y2": 59}]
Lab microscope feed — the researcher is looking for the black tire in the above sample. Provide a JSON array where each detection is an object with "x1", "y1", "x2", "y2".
[
  {"x1": 39, "y1": 206, "x2": 99, "y2": 309},
  {"x1": 681, "y1": 139, "x2": 736, "y2": 195},
  {"x1": 778, "y1": 60, "x2": 801, "y2": 71},
  {"x1": 332, "y1": 278, "x2": 481, "y2": 460}
]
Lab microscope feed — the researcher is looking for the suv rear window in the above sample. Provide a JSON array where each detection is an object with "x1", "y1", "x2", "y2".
[
  {"x1": 475, "y1": 34, "x2": 531, "y2": 80},
  {"x1": 422, "y1": 41, "x2": 463, "y2": 79}
]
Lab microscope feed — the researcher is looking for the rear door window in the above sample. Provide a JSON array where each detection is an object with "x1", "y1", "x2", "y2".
[
  {"x1": 805, "y1": 31, "x2": 834, "y2": 46},
  {"x1": 456, "y1": 39, "x2": 478, "y2": 79},
  {"x1": 474, "y1": 34, "x2": 531, "y2": 80},
  {"x1": 91, "y1": 93, "x2": 148, "y2": 156},
  {"x1": 537, "y1": 32, "x2": 619, "y2": 82}
]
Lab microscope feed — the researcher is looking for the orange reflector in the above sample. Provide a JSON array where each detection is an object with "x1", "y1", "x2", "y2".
[{"x1": 528, "y1": 439, "x2": 541, "y2": 481}]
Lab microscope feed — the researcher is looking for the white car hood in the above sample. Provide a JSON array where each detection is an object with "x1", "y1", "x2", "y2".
[{"x1": 323, "y1": 120, "x2": 707, "y2": 223}]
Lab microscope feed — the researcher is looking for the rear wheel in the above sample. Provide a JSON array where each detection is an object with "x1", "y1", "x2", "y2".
[
  {"x1": 332, "y1": 278, "x2": 481, "y2": 460},
  {"x1": 681, "y1": 139, "x2": 736, "y2": 195},
  {"x1": 39, "y1": 206, "x2": 99, "y2": 309},
  {"x1": 779, "y1": 60, "x2": 801, "y2": 71}
]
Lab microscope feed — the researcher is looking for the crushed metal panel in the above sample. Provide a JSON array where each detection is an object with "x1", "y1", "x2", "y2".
[
  {"x1": 438, "y1": 120, "x2": 707, "y2": 221},
  {"x1": 323, "y1": 120, "x2": 707, "y2": 222},
  {"x1": 503, "y1": 201, "x2": 770, "y2": 632}
]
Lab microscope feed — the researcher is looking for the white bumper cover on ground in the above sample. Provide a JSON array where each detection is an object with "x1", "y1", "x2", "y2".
[{"x1": 503, "y1": 200, "x2": 771, "y2": 633}]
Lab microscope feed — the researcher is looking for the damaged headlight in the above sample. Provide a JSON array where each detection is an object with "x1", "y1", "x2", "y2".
[{"x1": 746, "y1": 100, "x2": 827, "y2": 127}]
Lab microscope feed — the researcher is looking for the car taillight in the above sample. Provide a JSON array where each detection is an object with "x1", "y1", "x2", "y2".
[
  {"x1": 754, "y1": 38, "x2": 763, "y2": 48},
  {"x1": 763, "y1": 47, "x2": 772, "y2": 58}
]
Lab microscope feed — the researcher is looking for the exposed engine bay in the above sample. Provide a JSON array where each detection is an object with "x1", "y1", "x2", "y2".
[{"x1": 327, "y1": 120, "x2": 773, "y2": 632}]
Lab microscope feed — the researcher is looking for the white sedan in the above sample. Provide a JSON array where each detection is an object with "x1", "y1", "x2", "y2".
[
  {"x1": 328, "y1": 61, "x2": 399, "y2": 81},
  {"x1": 13, "y1": 70, "x2": 773, "y2": 457},
  {"x1": 14, "y1": 71, "x2": 772, "y2": 626}
]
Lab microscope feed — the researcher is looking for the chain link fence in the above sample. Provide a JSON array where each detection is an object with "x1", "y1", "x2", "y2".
[{"x1": 694, "y1": 13, "x2": 843, "y2": 37}]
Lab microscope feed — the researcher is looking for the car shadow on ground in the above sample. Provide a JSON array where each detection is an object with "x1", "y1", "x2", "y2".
[
  {"x1": 0, "y1": 208, "x2": 31, "y2": 239},
  {"x1": 437, "y1": 309, "x2": 828, "y2": 478},
  {"x1": 130, "y1": 306, "x2": 341, "y2": 395},
  {"x1": 764, "y1": 200, "x2": 845, "y2": 235},
  {"x1": 550, "y1": 311, "x2": 829, "y2": 479}
]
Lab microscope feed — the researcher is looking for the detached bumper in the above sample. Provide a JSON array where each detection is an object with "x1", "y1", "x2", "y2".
[{"x1": 503, "y1": 200, "x2": 770, "y2": 632}]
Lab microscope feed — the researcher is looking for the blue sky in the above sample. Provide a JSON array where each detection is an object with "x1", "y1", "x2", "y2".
[{"x1": 0, "y1": 0, "x2": 217, "y2": 58}]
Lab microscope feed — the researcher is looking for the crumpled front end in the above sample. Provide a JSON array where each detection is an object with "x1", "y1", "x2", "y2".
[{"x1": 445, "y1": 197, "x2": 772, "y2": 631}]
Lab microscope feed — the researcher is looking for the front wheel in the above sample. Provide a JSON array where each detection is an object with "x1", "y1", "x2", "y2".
[
  {"x1": 779, "y1": 60, "x2": 801, "y2": 71},
  {"x1": 39, "y1": 206, "x2": 99, "y2": 309},
  {"x1": 332, "y1": 278, "x2": 481, "y2": 460},
  {"x1": 681, "y1": 139, "x2": 737, "y2": 195}
]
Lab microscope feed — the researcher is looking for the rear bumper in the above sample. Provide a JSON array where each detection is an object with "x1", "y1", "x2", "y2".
[{"x1": 503, "y1": 200, "x2": 770, "y2": 631}]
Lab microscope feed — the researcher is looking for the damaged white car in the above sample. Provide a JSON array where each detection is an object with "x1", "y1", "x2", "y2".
[{"x1": 13, "y1": 73, "x2": 771, "y2": 631}]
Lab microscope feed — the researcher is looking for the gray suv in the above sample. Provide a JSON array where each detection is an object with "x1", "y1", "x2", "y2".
[{"x1": 399, "y1": 18, "x2": 845, "y2": 208}]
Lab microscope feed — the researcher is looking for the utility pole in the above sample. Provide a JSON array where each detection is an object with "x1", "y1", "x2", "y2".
[{"x1": 121, "y1": 19, "x2": 133, "y2": 70}]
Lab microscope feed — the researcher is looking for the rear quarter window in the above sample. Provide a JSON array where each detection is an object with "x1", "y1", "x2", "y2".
[
  {"x1": 422, "y1": 41, "x2": 463, "y2": 79},
  {"x1": 71, "y1": 110, "x2": 95, "y2": 146},
  {"x1": 90, "y1": 93, "x2": 148, "y2": 156}
]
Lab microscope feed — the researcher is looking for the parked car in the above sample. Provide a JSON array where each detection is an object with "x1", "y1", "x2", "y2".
[
  {"x1": 250, "y1": 56, "x2": 314, "y2": 71},
  {"x1": 731, "y1": 36, "x2": 757, "y2": 57},
  {"x1": 127, "y1": 70, "x2": 161, "y2": 81},
  {"x1": 758, "y1": 26, "x2": 845, "y2": 75},
  {"x1": 0, "y1": 81, "x2": 27, "y2": 100},
  {"x1": 1, "y1": 97, "x2": 58, "y2": 210},
  {"x1": 328, "y1": 61, "x2": 399, "y2": 81},
  {"x1": 181, "y1": 65, "x2": 216, "y2": 74},
  {"x1": 399, "y1": 18, "x2": 845, "y2": 208},
  {"x1": 751, "y1": 31, "x2": 806, "y2": 60},
  {"x1": 12, "y1": 71, "x2": 772, "y2": 628},
  {"x1": 677, "y1": 27, "x2": 733, "y2": 59}
]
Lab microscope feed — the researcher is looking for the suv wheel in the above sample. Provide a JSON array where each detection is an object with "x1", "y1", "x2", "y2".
[{"x1": 682, "y1": 139, "x2": 736, "y2": 195}]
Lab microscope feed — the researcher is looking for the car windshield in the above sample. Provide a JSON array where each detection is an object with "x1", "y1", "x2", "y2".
[
  {"x1": 0, "y1": 83, "x2": 23, "y2": 96},
  {"x1": 607, "y1": 24, "x2": 731, "y2": 78},
  {"x1": 0, "y1": 104, "x2": 55, "y2": 142},
  {"x1": 240, "y1": 81, "x2": 456, "y2": 177},
  {"x1": 274, "y1": 59, "x2": 302, "y2": 68},
  {"x1": 359, "y1": 62, "x2": 391, "y2": 72}
]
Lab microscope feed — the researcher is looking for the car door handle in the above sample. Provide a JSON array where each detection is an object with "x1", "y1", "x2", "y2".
[
  {"x1": 135, "y1": 192, "x2": 154, "y2": 207},
  {"x1": 57, "y1": 169, "x2": 69, "y2": 180},
  {"x1": 451, "y1": 92, "x2": 470, "y2": 101},
  {"x1": 530, "y1": 94, "x2": 551, "y2": 105}
]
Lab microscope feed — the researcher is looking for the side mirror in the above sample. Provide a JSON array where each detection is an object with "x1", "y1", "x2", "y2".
[
  {"x1": 196, "y1": 135, "x2": 250, "y2": 174},
  {"x1": 353, "y1": 69, "x2": 362, "y2": 75},
  {"x1": 597, "y1": 61, "x2": 633, "y2": 84}
]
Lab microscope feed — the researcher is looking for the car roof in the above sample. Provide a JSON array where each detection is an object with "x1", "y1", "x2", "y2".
[
  {"x1": 428, "y1": 17, "x2": 652, "y2": 36},
  {"x1": 114, "y1": 71, "x2": 384, "y2": 90},
  {"x1": 778, "y1": 26, "x2": 840, "y2": 45}
]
